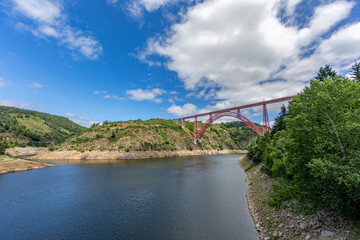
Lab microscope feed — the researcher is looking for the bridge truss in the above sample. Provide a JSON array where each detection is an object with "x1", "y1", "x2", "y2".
[{"x1": 178, "y1": 95, "x2": 296, "y2": 140}]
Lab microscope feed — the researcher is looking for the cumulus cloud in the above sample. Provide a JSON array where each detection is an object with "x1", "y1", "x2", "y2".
[
  {"x1": 167, "y1": 103, "x2": 197, "y2": 117},
  {"x1": 142, "y1": 0, "x2": 358, "y2": 113},
  {"x1": 126, "y1": 88, "x2": 166, "y2": 103},
  {"x1": 126, "y1": 0, "x2": 187, "y2": 19},
  {"x1": 64, "y1": 113, "x2": 99, "y2": 127},
  {"x1": 285, "y1": 0, "x2": 303, "y2": 16},
  {"x1": 10, "y1": 0, "x2": 103, "y2": 60},
  {"x1": 0, "y1": 98, "x2": 46, "y2": 110}
]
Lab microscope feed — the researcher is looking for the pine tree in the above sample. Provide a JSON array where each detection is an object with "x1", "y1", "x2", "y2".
[
  {"x1": 314, "y1": 65, "x2": 337, "y2": 81},
  {"x1": 350, "y1": 60, "x2": 360, "y2": 82}
]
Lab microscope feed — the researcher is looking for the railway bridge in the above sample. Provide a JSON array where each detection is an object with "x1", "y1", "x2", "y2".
[{"x1": 177, "y1": 95, "x2": 296, "y2": 141}]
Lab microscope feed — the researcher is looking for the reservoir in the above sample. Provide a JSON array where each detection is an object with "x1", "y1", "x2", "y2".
[{"x1": 0, "y1": 154, "x2": 258, "y2": 240}]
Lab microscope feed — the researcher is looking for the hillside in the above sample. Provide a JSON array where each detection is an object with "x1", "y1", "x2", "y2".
[
  {"x1": 54, "y1": 118, "x2": 259, "y2": 152},
  {"x1": 0, "y1": 106, "x2": 86, "y2": 151}
]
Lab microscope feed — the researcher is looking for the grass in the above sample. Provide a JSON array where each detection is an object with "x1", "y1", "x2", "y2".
[
  {"x1": 245, "y1": 162, "x2": 258, "y2": 171},
  {"x1": 17, "y1": 116, "x2": 51, "y2": 134}
]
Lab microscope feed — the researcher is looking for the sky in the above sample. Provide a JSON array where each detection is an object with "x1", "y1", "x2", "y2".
[{"x1": 0, "y1": 0, "x2": 359, "y2": 127}]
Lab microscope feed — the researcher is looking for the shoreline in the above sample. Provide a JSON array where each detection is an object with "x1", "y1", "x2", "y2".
[
  {"x1": 2, "y1": 147, "x2": 246, "y2": 174},
  {"x1": 0, "y1": 155, "x2": 53, "y2": 175},
  {"x1": 238, "y1": 155, "x2": 266, "y2": 239},
  {"x1": 238, "y1": 155, "x2": 357, "y2": 240},
  {"x1": 5, "y1": 147, "x2": 247, "y2": 161},
  {"x1": 26, "y1": 149, "x2": 247, "y2": 161}
]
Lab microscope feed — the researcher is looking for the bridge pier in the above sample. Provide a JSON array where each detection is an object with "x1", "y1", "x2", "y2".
[
  {"x1": 194, "y1": 116, "x2": 198, "y2": 137},
  {"x1": 262, "y1": 104, "x2": 270, "y2": 134},
  {"x1": 194, "y1": 138, "x2": 202, "y2": 148}
]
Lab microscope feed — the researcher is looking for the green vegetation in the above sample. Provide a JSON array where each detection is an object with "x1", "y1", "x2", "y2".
[
  {"x1": 246, "y1": 67, "x2": 360, "y2": 219},
  {"x1": 220, "y1": 121, "x2": 260, "y2": 149},
  {"x1": 314, "y1": 64, "x2": 337, "y2": 81},
  {"x1": 350, "y1": 60, "x2": 360, "y2": 82},
  {"x1": 59, "y1": 118, "x2": 258, "y2": 152},
  {"x1": 0, "y1": 106, "x2": 86, "y2": 153}
]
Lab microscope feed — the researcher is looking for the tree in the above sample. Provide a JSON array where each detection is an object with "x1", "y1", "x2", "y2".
[
  {"x1": 271, "y1": 105, "x2": 287, "y2": 137},
  {"x1": 314, "y1": 65, "x2": 337, "y2": 81},
  {"x1": 285, "y1": 76, "x2": 360, "y2": 217},
  {"x1": 350, "y1": 60, "x2": 360, "y2": 82}
]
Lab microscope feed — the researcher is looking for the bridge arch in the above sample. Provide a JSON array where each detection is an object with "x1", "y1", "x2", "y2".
[{"x1": 194, "y1": 111, "x2": 263, "y2": 140}]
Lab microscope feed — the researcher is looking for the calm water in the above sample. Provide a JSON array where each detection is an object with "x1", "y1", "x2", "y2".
[{"x1": 0, "y1": 154, "x2": 258, "y2": 240}]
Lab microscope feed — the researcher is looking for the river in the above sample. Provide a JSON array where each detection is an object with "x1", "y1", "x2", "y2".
[{"x1": 0, "y1": 154, "x2": 258, "y2": 240}]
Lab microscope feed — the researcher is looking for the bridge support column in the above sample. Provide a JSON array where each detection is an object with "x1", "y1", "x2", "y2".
[
  {"x1": 181, "y1": 118, "x2": 185, "y2": 128},
  {"x1": 262, "y1": 104, "x2": 270, "y2": 134},
  {"x1": 194, "y1": 116, "x2": 198, "y2": 137}
]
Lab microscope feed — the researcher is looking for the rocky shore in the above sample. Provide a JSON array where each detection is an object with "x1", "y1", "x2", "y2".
[
  {"x1": 29, "y1": 149, "x2": 246, "y2": 160},
  {"x1": 5, "y1": 147, "x2": 246, "y2": 161},
  {"x1": 238, "y1": 155, "x2": 359, "y2": 240},
  {"x1": 0, "y1": 155, "x2": 52, "y2": 174}
]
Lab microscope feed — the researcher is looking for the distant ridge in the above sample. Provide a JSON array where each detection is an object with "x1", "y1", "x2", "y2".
[
  {"x1": 0, "y1": 106, "x2": 86, "y2": 151},
  {"x1": 54, "y1": 118, "x2": 258, "y2": 152}
]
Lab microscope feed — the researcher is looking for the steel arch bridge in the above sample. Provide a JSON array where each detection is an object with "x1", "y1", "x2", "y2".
[{"x1": 176, "y1": 95, "x2": 296, "y2": 141}]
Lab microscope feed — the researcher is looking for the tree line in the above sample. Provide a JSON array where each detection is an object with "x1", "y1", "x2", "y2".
[{"x1": 247, "y1": 62, "x2": 360, "y2": 218}]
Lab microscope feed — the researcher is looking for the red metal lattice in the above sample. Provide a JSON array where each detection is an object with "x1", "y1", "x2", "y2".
[{"x1": 179, "y1": 95, "x2": 296, "y2": 139}]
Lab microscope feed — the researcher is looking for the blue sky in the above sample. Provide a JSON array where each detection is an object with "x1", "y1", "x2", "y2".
[{"x1": 0, "y1": 0, "x2": 359, "y2": 127}]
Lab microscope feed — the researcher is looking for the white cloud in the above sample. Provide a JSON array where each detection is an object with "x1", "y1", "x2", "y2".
[
  {"x1": 278, "y1": 22, "x2": 360, "y2": 81},
  {"x1": 285, "y1": 0, "x2": 303, "y2": 16},
  {"x1": 142, "y1": 0, "x2": 358, "y2": 112},
  {"x1": 126, "y1": 0, "x2": 186, "y2": 19},
  {"x1": 64, "y1": 113, "x2": 98, "y2": 127},
  {"x1": 106, "y1": 0, "x2": 119, "y2": 6},
  {"x1": 126, "y1": 88, "x2": 166, "y2": 103},
  {"x1": 167, "y1": 103, "x2": 197, "y2": 117},
  {"x1": 93, "y1": 90, "x2": 125, "y2": 101},
  {"x1": 0, "y1": 98, "x2": 46, "y2": 110},
  {"x1": 93, "y1": 90, "x2": 107, "y2": 94},
  {"x1": 103, "y1": 94, "x2": 125, "y2": 101},
  {"x1": 10, "y1": 0, "x2": 103, "y2": 60},
  {"x1": 28, "y1": 82, "x2": 43, "y2": 88}
]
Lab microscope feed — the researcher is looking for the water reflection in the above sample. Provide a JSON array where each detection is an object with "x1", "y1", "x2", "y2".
[{"x1": 0, "y1": 154, "x2": 258, "y2": 240}]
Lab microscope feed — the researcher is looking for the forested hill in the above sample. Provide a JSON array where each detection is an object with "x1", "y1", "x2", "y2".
[
  {"x1": 54, "y1": 119, "x2": 259, "y2": 152},
  {"x1": 0, "y1": 106, "x2": 86, "y2": 148}
]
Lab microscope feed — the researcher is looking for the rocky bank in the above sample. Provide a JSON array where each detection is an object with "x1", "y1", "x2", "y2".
[
  {"x1": 238, "y1": 155, "x2": 359, "y2": 240},
  {"x1": 0, "y1": 155, "x2": 52, "y2": 174},
  {"x1": 27, "y1": 149, "x2": 246, "y2": 160}
]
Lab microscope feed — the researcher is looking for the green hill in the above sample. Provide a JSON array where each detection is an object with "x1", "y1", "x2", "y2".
[
  {"x1": 55, "y1": 118, "x2": 259, "y2": 152},
  {"x1": 0, "y1": 106, "x2": 86, "y2": 151}
]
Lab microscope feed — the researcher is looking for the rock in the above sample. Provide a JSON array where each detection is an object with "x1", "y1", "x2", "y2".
[
  {"x1": 300, "y1": 222, "x2": 306, "y2": 230},
  {"x1": 305, "y1": 234, "x2": 311, "y2": 240},
  {"x1": 273, "y1": 231, "x2": 278, "y2": 237},
  {"x1": 264, "y1": 237, "x2": 270, "y2": 240},
  {"x1": 278, "y1": 231, "x2": 283, "y2": 237},
  {"x1": 321, "y1": 230, "x2": 335, "y2": 237}
]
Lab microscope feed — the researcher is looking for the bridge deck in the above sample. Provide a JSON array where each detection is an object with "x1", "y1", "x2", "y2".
[{"x1": 181, "y1": 95, "x2": 296, "y2": 120}]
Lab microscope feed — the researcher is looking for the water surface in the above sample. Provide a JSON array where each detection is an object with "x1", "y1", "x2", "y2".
[{"x1": 0, "y1": 154, "x2": 258, "y2": 239}]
